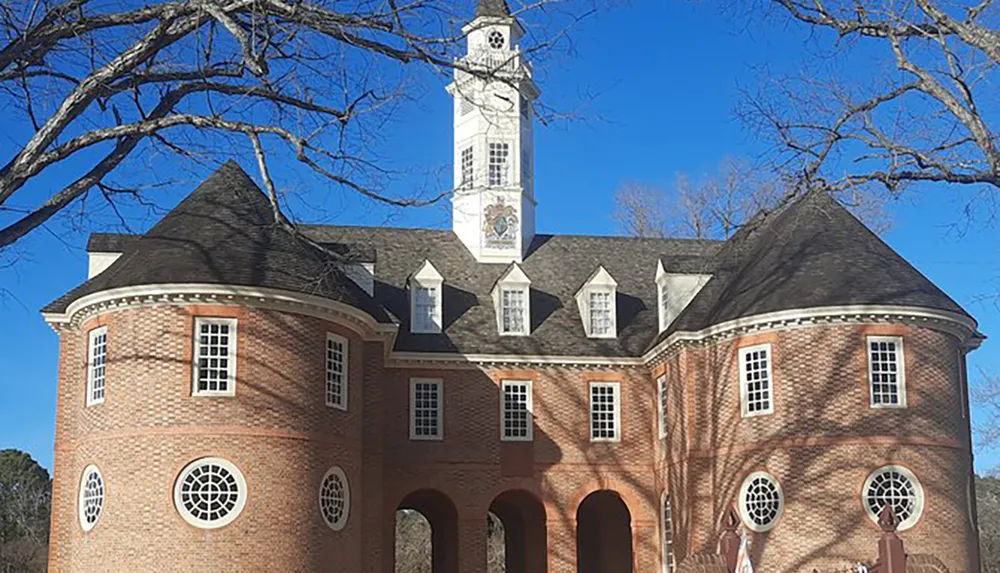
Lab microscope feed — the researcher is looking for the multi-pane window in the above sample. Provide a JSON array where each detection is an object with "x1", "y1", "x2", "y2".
[
  {"x1": 868, "y1": 336, "x2": 906, "y2": 407},
  {"x1": 739, "y1": 344, "x2": 773, "y2": 417},
  {"x1": 657, "y1": 376, "x2": 667, "y2": 439},
  {"x1": 460, "y1": 146, "x2": 474, "y2": 188},
  {"x1": 864, "y1": 465, "x2": 924, "y2": 530},
  {"x1": 501, "y1": 288, "x2": 527, "y2": 334},
  {"x1": 589, "y1": 291, "x2": 614, "y2": 337},
  {"x1": 658, "y1": 284, "x2": 669, "y2": 331},
  {"x1": 739, "y1": 472, "x2": 784, "y2": 532},
  {"x1": 662, "y1": 494, "x2": 674, "y2": 573},
  {"x1": 501, "y1": 380, "x2": 533, "y2": 441},
  {"x1": 325, "y1": 334, "x2": 348, "y2": 410},
  {"x1": 193, "y1": 318, "x2": 237, "y2": 396},
  {"x1": 488, "y1": 142, "x2": 509, "y2": 186},
  {"x1": 589, "y1": 382, "x2": 621, "y2": 442},
  {"x1": 410, "y1": 378, "x2": 443, "y2": 440},
  {"x1": 87, "y1": 327, "x2": 107, "y2": 406},
  {"x1": 413, "y1": 286, "x2": 440, "y2": 333}
]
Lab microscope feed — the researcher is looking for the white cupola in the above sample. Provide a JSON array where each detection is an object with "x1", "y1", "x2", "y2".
[{"x1": 447, "y1": 0, "x2": 539, "y2": 263}]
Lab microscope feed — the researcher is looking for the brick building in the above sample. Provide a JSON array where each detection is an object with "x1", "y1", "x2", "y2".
[{"x1": 43, "y1": 1, "x2": 984, "y2": 571}]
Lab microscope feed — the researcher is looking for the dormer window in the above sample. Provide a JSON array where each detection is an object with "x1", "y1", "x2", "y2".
[
  {"x1": 409, "y1": 260, "x2": 444, "y2": 334},
  {"x1": 493, "y1": 263, "x2": 531, "y2": 336},
  {"x1": 656, "y1": 259, "x2": 712, "y2": 333},
  {"x1": 576, "y1": 266, "x2": 618, "y2": 339}
]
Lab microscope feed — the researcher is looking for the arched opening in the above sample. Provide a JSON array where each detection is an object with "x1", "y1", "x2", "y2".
[
  {"x1": 576, "y1": 490, "x2": 633, "y2": 573},
  {"x1": 489, "y1": 489, "x2": 547, "y2": 573},
  {"x1": 396, "y1": 489, "x2": 459, "y2": 573}
]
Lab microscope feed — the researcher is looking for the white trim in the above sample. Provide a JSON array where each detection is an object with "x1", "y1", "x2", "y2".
[
  {"x1": 192, "y1": 317, "x2": 238, "y2": 397},
  {"x1": 500, "y1": 379, "x2": 533, "y2": 442},
  {"x1": 325, "y1": 333, "x2": 349, "y2": 411},
  {"x1": 739, "y1": 343, "x2": 774, "y2": 418},
  {"x1": 78, "y1": 465, "x2": 105, "y2": 532},
  {"x1": 657, "y1": 376, "x2": 667, "y2": 439},
  {"x1": 497, "y1": 285, "x2": 530, "y2": 336},
  {"x1": 867, "y1": 335, "x2": 907, "y2": 408},
  {"x1": 862, "y1": 465, "x2": 924, "y2": 531},
  {"x1": 738, "y1": 471, "x2": 784, "y2": 532},
  {"x1": 318, "y1": 466, "x2": 351, "y2": 531},
  {"x1": 589, "y1": 381, "x2": 621, "y2": 442},
  {"x1": 86, "y1": 326, "x2": 108, "y2": 407},
  {"x1": 410, "y1": 378, "x2": 444, "y2": 441},
  {"x1": 42, "y1": 284, "x2": 979, "y2": 365},
  {"x1": 174, "y1": 457, "x2": 248, "y2": 529}
]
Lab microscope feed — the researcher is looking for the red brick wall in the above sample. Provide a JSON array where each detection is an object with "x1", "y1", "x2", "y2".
[{"x1": 47, "y1": 303, "x2": 979, "y2": 573}]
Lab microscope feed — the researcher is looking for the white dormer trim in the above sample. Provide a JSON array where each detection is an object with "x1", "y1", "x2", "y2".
[
  {"x1": 409, "y1": 260, "x2": 444, "y2": 334},
  {"x1": 492, "y1": 263, "x2": 531, "y2": 336},
  {"x1": 88, "y1": 252, "x2": 123, "y2": 279},
  {"x1": 656, "y1": 260, "x2": 712, "y2": 333},
  {"x1": 576, "y1": 266, "x2": 618, "y2": 339}
]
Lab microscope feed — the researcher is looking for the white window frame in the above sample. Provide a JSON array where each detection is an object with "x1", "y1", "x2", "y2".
[
  {"x1": 488, "y1": 141, "x2": 510, "y2": 186},
  {"x1": 867, "y1": 336, "x2": 907, "y2": 408},
  {"x1": 410, "y1": 378, "x2": 443, "y2": 441},
  {"x1": 738, "y1": 471, "x2": 784, "y2": 532},
  {"x1": 661, "y1": 491, "x2": 674, "y2": 573},
  {"x1": 739, "y1": 343, "x2": 774, "y2": 417},
  {"x1": 173, "y1": 457, "x2": 247, "y2": 529},
  {"x1": 589, "y1": 381, "x2": 622, "y2": 442},
  {"x1": 86, "y1": 326, "x2": 108, "y2": 407},
  {"x1": 587, "y1": 289, "x2": 616, "y2": 338},
  {"x1": 657, "y1": 376, "x2": 667, "y2": 439},
  {"x1": 862, "y1": 465, "x2": 925, "y2": 531},
  {"x1": 500, "y1": 287, "x2": 529, "y2": 336},
  {"x1": 325, "y1": 333, "x2": 348, "y2": 411},
  {"x1": 192, "y1": 317, "x2": 238, "y2": 397},
  {"x1": 500, "y1": 380, "x2": 534, "y2": 442},
  {"x1": 658, "y1": 283, "x2": 670, "y2": 332},
  {"x1": 318, "y1": 465, "x2": 351, "y2": 531},
  {"x1": 460, "y1": 145, "x2": 474, "y2": 187}
]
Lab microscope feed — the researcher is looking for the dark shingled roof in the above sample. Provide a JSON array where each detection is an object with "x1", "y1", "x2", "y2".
[
  {"x1": 45, "y1": 162, "x2": 972, "y2": 357},
  {"x1": 475, "y1": 0, "x2": 511, "y2": 18}
]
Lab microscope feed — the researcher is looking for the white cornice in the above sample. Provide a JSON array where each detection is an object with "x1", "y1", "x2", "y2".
[{"x1": 43, "y1": 284, "x2": 981, "y2": 367}]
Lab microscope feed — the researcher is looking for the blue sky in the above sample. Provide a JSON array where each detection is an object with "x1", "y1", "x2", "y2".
[{"x1": 1, "y1": 1, "x2": 998, "y2": 473}]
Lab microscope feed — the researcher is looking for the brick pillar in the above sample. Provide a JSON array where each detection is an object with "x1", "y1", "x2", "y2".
[
  {"x1": 633, "y1": 520, "x2": 659, "y2": 573},
  {"x1": 458, "y1": 517, "x2": 487, "y2": 572},
  {"x1": 547, "y1": 516, "x2": 576, "y2": 573}
]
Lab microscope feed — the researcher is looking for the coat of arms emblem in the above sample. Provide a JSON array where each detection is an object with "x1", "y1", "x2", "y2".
[{"x1": 483, "y1": 196, "x2": 518, "y2": 248}]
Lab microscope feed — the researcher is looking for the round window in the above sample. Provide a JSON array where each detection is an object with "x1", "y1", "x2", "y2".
[
  {"x1": 863, "y1": 465, "x2": 924, "y2": 530},
  {"x1": 174, "y1": 457, "x2": 247, "y2": 529},
  {"x1": 78, "y1": 465, "x2": 105, "y2": 532},
  {"x1": 739, "y1": 471, "x2": 783, "y2": 532},
  {"x1": 487, "y1": 30, "x2": 505, "y2": 49},
  {"x1": 319, "y1": 466, "x2": 350, "y2": 531}
]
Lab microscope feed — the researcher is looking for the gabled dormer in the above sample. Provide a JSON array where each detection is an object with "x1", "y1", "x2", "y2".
[
  {"x1": 656, "y1": 259, "x2": 712, "y2": 332},
  {"x1": 492, "y1": 263, "x2": 531, "y2": 336},
  {"x1": 408, "y1": 260, "x2": 444, "y2": 334},
  {"x1": 576, "y1": 266, "x2": 617, "y2": 339}
]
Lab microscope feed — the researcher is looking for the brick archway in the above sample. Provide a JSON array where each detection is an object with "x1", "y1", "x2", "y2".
[
  {"x1": 397, "y1": 489, "x2": 459, "y2": 573},
  {"x1": 489, "y1": 489, "x2": 547, "y2": 573},
  {"x1": 576, "y1": 490, "x2": 633, "y2": 573}
]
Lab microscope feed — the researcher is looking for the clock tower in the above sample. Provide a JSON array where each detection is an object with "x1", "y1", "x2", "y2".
[{"x1": 447, "y1": 0, "x2": 539, "y2": 263}]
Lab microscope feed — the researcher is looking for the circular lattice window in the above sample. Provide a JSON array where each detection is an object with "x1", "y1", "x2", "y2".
[
  {"x1": 487, "y1": 30, "x2": 505, "y2": 49},
  {"x1": 78, "y1": 465, "x2": 105, "y2": 532},
  {"x1": 863, "y1": 465, "x2": 924, "y2": 530},
  {"x1": 319, "y1": 466, "x2": 350, "y2": 531},
  {"x1": 739, "y1": 471, "x2": 783, "y2": 532},
  {"x1": 174, "y1": 458, "x2": 247, "y2": 529}
]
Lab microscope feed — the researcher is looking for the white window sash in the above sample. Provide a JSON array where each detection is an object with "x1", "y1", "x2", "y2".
[
  {"x1": 500, "y1": 380, "x2": 533, "y2": 442},
  {"x1": 192, "y1": 317, "x2": 238, "y2": 397},
  {"x1": 867, "y1": 336, "x2": 907, "y2": 408},
  {"x1": 86, "y1": 327, "x2": 108, "y2": 407},
  {"x1": 410, "y1": 378, "x2": 443, "y2": 440},
  {"x1": 588, "y1": 290, "x2": 615, "y2": 337},
  {"x1": 739, "y1": 343, "x2": 773, "y2": 417},
  {"x1": 325, "y1": 333, "x2": 349, "y2": 410},
  {"x1": 589, "y1": 381, "x2": 621, "y2": 442},
  {"x1": 658, "y1": 284, "x2": 669, "y2": 332},
  {"x1": 657, "y1": 376, "x2": 667, "y2": 439},
  {"x1": 412, "y1": 285, "x2": 442, "y2": 333},
  {"x1": 501, "y1": 288, "x2": 527, "y2": 335}
]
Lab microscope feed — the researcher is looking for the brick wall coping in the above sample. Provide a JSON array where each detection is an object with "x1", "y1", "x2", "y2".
[{"x1": 42, "y1": 283, "x2": 981, "y2": 367}]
